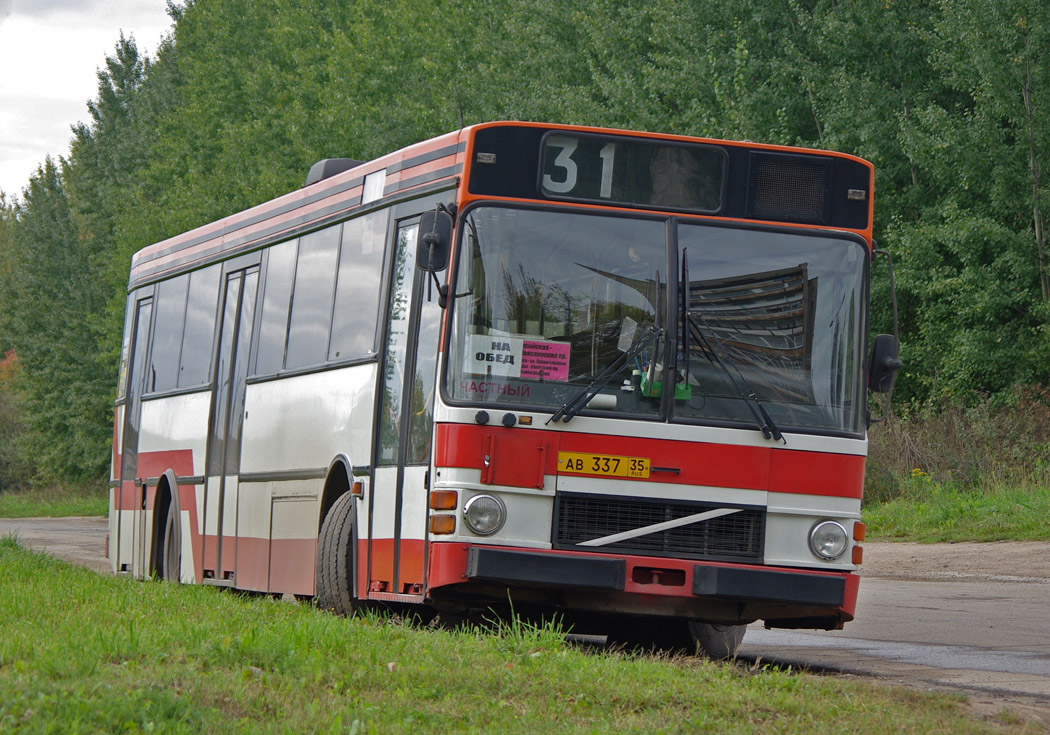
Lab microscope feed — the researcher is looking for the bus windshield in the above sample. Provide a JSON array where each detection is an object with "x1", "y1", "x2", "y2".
[{"x1": 445, "y1": 206, "x2": 867, "y2": 435}]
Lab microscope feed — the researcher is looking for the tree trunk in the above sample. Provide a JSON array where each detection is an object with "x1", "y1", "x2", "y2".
[{"x1": 1023, "y1": 59, "x2": 1050, "y2": 302}]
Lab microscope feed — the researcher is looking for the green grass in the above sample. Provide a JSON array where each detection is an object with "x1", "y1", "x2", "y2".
[
  {"x1": 0, "y1": 484, "x2": 108, "y2": 518},
  {"x1": 864, "y1": 476, "x2": 1050, "y2": 542},
  {"x1": 0, "y1": 541, "x2": 1037, "y2": 734}
]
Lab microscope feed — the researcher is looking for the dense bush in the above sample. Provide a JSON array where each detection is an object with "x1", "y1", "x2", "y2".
[{"x1": 865, "y1": 385, "x2": 1050, "y2": 504}]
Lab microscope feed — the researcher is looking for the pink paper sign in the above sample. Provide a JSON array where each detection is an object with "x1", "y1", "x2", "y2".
[{"x1": 521, "y1": 340, "x2": 570, "y2": 381}]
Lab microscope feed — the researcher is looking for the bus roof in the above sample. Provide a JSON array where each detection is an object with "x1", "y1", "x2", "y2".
[
  {"x1": 128, "y1": 128, "x2": 467, "y2": 289},
  {"x1": 128, "y1": 122, "x2": 873, "y2": 290}
]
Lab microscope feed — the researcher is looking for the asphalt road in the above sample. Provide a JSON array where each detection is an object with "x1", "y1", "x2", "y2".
[
  {"x1": 741, "y1": 578, "x2": 1050, "y2": 726},
  {"x1": 3, "y1": 516, "x2": 1048, "y2": 726}
]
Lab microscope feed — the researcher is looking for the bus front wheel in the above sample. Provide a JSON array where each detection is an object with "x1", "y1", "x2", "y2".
[
  {"x1": 315, "y1": 491, "x2": 357, "y2": 615},
  {"x1": 688, "y1": 622, "x2": 746, "y2": 660}
]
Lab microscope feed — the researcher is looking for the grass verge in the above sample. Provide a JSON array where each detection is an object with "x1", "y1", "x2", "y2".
[
  {"x1": 0, "y1": 484, "x2": 107, "y2": 518},
  {"x1": 0, "y1": 541, "x2": 1037, "y2": 734},
  {"x1": 864, "y1": 478, "x2": 1050, "y2": 543}
]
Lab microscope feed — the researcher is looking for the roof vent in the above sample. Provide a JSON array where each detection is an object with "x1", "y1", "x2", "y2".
[{"x1": 304, "y1": 158, "x2": 363, "y2": 187}]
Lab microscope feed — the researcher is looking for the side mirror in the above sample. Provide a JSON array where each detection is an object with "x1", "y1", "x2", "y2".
[
  {"x1": 417, "y1": 209, "x2": 453, "y2": 272},
  {"x1": 868, "y1": 334, "x2": 902, "y2": 394}
]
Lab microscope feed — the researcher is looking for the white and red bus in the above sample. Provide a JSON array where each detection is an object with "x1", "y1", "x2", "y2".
[{"x1": 110, "y1": 122, "x2": 899, "y2": 657}]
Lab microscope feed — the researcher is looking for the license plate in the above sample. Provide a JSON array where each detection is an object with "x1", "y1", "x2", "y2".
[{"x1": 557, "y1": 452, "x2": 650, "y2": 479}]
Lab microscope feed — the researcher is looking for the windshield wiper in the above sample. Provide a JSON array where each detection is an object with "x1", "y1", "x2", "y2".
[
  {"x1": 681, "y1": 249, "x2": 784, "y2": 443},
  {"x1": 547, "y1": 325, "x2": 662, "y2": 424}
]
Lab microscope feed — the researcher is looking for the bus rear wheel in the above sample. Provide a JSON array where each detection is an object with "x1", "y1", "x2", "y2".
[
  {"x1": 160, "y1": 500, "x2": 180, "y2": 581},
  {"x1": 154, "y1": 490, "x2": 180, "y2": 582},
  {"x1": 315, "y1": 491, "x2": 357, "y2": 615}
]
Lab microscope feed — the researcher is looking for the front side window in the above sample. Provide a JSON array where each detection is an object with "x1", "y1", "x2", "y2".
[{"x1": 446, "y1": 206, "x2": 667, "y2": 417}]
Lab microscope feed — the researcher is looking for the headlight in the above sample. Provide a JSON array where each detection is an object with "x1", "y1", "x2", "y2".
[
  {"x1": 463, "y1": 494, "x2": 506, "y2": 536},
  {"x1": 809, "y1": 520, "x2": 848, "y2": 560}
]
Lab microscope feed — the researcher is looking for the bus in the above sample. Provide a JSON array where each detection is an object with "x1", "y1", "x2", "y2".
[{"x1": 110, "y1": 121, "x2": 900, "y2": 658}]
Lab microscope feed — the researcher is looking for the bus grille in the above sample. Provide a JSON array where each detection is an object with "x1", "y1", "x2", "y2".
[{"x1": 552, "y1": 493, "x2": 765, "y2": 563}]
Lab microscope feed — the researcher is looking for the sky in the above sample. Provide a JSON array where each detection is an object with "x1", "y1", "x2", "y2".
[{"x1": 0, "y1": 0, "x2": 172, "y2": 199}]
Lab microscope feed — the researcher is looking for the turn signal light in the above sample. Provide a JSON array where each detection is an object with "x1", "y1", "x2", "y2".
[
  {"x1": 853, "y1": 521, "x2": 866, "y2": 542},
  {"x1": 852, "y1": 545, "x2": 864, "y2": 565},
  {"x1": 429, "y1": 515, "x2": 456, "y2": 535},
  {"x1": 429, "y1": 490, "x2": 458, "y2": 510}
]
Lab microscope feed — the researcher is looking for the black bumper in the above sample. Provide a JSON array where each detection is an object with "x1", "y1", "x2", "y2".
[
  {"x1": 465, "y1": 547, "x2": 845, "y2": 608},
  {"x1": 692, "y1": 565, "x2": 845, "y2": 607},
  {"x1": 467, "y1": 547, "x2": 626, "y2": 590}
]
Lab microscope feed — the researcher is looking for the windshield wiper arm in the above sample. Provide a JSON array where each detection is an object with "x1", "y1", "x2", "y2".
[
  {"x1": 684, "y1": 246, "x2": 785, "y2": 443},
  {"x1": 685, "y1": 316, "x2": 784, "y2": 443},
  {"x1": 547, "y1": 325, "x2": 661, "y2": 424}
]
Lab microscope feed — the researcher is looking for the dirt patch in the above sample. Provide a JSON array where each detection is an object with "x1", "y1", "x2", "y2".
[{"x1": 862, "y1": 540, "x2": 1050, "y2": 585}]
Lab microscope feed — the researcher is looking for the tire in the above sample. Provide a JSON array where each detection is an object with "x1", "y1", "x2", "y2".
[
  {"x1": 158, "y1": 493, "x2": 181, "y2": 582},
  {"x1": 687, "y1": 622, "x2": 746, "y2": 660},
  {"x1": 607, "y1": 618, "x2": 746, "y2": 660},
  {"x1": 606, "y1": 617, "x2": 693, "y2": 653},
  {"x1": 315, "y1": 491, "x2": 357, "y2": 615}
]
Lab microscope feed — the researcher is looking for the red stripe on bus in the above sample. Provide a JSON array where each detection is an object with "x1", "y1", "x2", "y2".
[
  {"x1": 434, "y1": 423, "x2": 864, "y2": 498},
  {"x1": 232, "y1": 535, "x2": 271, "y2": 592},
  {"x1": 131, "y1": 131, "x2": 466, "y2": 279},
  {"x1": 268, "y1": 537, "x2": 317, "y2": 596},
  {"x1": 398, "y1": 539, "x2": 426, "y2": 589},
  {"x1": 369, "y1": 537, "x2": 395, "y2": 591},
  {"x1": 365, "y1": 538, "x2": 427, "y2": 593}
]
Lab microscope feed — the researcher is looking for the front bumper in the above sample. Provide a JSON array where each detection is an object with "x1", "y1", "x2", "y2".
[{"x1": 429, "y1": 542, "x2": 859, "y2": 630}]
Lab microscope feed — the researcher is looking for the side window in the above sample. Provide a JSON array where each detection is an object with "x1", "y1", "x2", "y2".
[
  {"x1": 329, "y1": 209, "x2": 389, "y2": 360},
  {"x1": 116, "y1": 295, "x2": 136, "y2": 400},
  {"x1": 147, "y1": 275, "x2": 189, "y2": 393},
  {"x1": 254, "y1": 239, "x2": 297, "y2": 375},
  {"x1": 285, "y1": 224, "x2": 341, "y2": 369},
  {"x1": 177, "y1": 264, "x2": 221, "y2": 389}
]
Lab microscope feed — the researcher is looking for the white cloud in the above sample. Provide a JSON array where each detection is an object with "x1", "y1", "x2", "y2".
[{"x1": 0, "y1": 0, "x2": 171, "y2": 197}]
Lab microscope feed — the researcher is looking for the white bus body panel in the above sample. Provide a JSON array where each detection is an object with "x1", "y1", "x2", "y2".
[
  {"x1": 138, "y1": 391, "x2": 212, "y2": 475},
  {"x1": 240, "y1": 364, "x2": 376, "y2": 475}
]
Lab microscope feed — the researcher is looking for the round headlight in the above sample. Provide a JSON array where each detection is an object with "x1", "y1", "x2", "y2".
[
  {"x1": 463, "y1": 495, "x2": 506, "y2": 536},
  {"x1": 809, "y1": 520, "x2": 848, "y2": 560}
]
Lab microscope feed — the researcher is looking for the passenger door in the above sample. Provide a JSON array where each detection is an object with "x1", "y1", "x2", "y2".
[
  {"x1": 202, "y1": 265, "x2": 259, "y2": 584},
  {"x1": 115, "y1": 296, "x2": 153, "y2": 575},
  {"x1": 370, "y1": 221, "x2": 442, "y2": 598}
]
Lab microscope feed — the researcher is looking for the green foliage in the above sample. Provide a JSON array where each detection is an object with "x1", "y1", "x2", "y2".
[
  {"x1": 0, "y1": 161, "x2": 114, "y2": 485},
  {"x1": 0, "y1": 349, "x2": 30, "y2": 491},
  {"x1": 1, "y1": 0, "x2": 1049, "y2": 480}
]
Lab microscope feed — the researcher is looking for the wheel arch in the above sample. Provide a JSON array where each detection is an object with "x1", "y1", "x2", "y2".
[
  {"x1": 319, "y1": 454, "x2": 357, "y2": 532},
  {"x1": 316, "y1": 456, "x2": 362, "y2": 612}
]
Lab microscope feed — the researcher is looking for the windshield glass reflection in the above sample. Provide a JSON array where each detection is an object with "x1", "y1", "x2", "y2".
[
  {"x1": 443, "y1": 207, "x2": 867, "y2": 435},
  {"x1": 676, "y1": 224, "x2": 867, "y2": 434},
  {"x1": 446, "y1": 207, "x2": 666, "y2": 416}
]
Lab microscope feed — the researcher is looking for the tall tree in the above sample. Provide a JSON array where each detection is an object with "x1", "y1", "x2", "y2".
[{"x1": 1, "y1": 161, "x2": 112, "y2": 483}]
